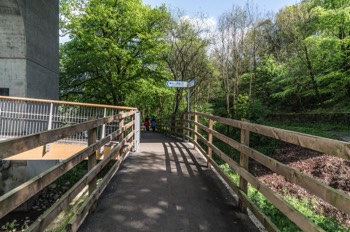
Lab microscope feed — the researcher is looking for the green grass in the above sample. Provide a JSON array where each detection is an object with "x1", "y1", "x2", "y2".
[
  {"x1": 218, "y1": 163, "x2": 349, "y2": 232},
  {"x1": 262, "y1": 120, "x2": 349, "y2": 140}
]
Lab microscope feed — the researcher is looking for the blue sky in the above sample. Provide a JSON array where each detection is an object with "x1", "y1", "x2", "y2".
[
  {"x1": 60, "y1": 0, "x2": 300, "y2": 43},
  {"x1": 143, "y1": 0, "x2": 300, "y2": 19}
]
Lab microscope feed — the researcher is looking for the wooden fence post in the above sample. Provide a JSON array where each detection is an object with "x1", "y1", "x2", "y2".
[
  {"x1": 118, "y1": 113, "x2": 125, "y2": 159},
  {"x1": 119, "y1": 113, "x2": 125, "y2": 142},
  {"x1": 239, "y1": 119, "x2": 250, "y2": 213},
  {"x1": 194, "y1": 114, "x2": 198, "y2": 149},
  {"x1": 131, "y1": 112, "x2": 135, "y2": 148},
  {"x1": 207, "y1": 114, "x2": 213, "y2": 168},
  {"x1": 88, "y1": 124, "x2": 97, "y2": 211},
  {"x1": 182, "y1": 113, "x2": 186, "y2": 140},
  {"x1": 172, "y1": 114, "x2": 176, "y2": 137}
]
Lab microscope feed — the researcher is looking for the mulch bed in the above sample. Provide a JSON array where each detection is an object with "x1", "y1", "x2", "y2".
[{"x1": 250, "y1": 144, "x2": 350, "y2": 227}]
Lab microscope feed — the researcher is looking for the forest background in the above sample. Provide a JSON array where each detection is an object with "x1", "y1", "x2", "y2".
[{"x1": 59, "y1": 0, "x2": 350, "y2": 120}]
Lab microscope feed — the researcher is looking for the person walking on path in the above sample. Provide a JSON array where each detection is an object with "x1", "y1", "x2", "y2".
[
  {"x1": 151, "y1": 117, "x2": 157, "y2": 132},
  {"x1": 144, "y1": 115, "x2": 150, "y2": 131}
]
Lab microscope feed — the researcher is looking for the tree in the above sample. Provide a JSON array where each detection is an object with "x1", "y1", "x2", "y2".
[
  {"x1": 307, "y1": 0, "x2": 350, "y2": 104},
  {"x1": 164, "y1": 13, "x2": 213, "y2": 115},
  {"x1": 59, "y1": 0, "x2": 170, "y2": 105},
  {"x1": 214, "y1": 4, "x2": 256, "y2": 118},
  {"x1": 274, "y1": 3, "x2": 322, "y2": 107}
]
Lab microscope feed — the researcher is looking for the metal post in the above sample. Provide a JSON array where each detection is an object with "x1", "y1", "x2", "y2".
[
  {"x1": 187, "y1": 87, "x2": 190, "y2": 138},
  {"x1": 43, "y1": 102, "x2": 53, "y2": 156},
  {"x1": 134, "y1": 111, "x2": 140, "y2": 152},
  {"x1": 101, "y1": 107, "x2": 107, "y2": 139}
]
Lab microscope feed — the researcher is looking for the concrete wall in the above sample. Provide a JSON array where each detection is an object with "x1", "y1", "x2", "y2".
[
  {"x1": 0, "y1": 160, "x2": 26, "y2": 196},
  {"x1": 0, "y1": 160, "x2": 60, "y2": 211},
  {"x1": 0, "y1": 0, "x2": 59, "y2": 100},
  {"x1": 0, "y1": 0, "x2": 26, "y2": 97}
]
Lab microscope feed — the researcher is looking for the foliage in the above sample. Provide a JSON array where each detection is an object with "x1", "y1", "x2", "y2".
[
  {"x1": 59, "y1": 0, "x2": 350, "y2": 115},
  {"x1": 1, "y1": 220, "x2": 18, "y2": 232},
  {"x1": 124, "y1": 78, "x2": 174, "y2": 117},
  {"x1": 164, "y1": 12, "x2": 215, "y2": 115},
  {"x1": 57, "y1": 1, "x2": 350, "y2": 230},
  {"x1": 218, "y1": 162, "x2": 348, "y2": 231},
  {"x1": 60, "y1": 0, "x2": 170, "y2": 106},
  {"x1": 262, "y1": 120, "x2": 350, "y2": 139},
  {"x1": 209, "y1": 0, "x2": 350, "y2": 115}
]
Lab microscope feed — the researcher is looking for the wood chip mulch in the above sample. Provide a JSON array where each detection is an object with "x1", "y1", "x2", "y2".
[{"x1": 250, "y1": 144, "x2": 350, "y2": 227}]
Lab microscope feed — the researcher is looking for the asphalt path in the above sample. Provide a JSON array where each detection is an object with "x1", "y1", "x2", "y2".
[{"x1": 79, "y1": 132, "x2": 259, "y2": 232}]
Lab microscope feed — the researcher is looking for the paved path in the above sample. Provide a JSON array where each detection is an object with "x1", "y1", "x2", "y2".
[{"x1": 79, "y1": 132, "x2": 259, "y2": 232}]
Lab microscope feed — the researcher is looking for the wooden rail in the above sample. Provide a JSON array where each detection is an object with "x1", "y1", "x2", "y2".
[
  {"x1": 160, "y1": 112, "x2": 350, "y2": 232},
  {"x1": 0, "y1": 109, "x2": 138, "y2": 231}
]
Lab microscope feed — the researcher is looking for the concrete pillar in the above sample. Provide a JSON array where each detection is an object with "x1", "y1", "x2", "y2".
[{"x1": 0, "y1": 0, "x2": 59, "y2": 100}]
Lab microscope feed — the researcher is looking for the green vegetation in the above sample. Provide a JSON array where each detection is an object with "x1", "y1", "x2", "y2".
[
  {"x1": 59, "y1": 0, "x2": 350, "y2": 231},
  {"x1": 262, "y1": 120, "x2": 349, "y2": 139},
  {"x1": 60, "y1": 0, "x2": 350, "y2": 119},
  {"x1": 219, "y1": 163, "x2": 349, "y2": 232},
  {"x1": 1, "y1": 220, "x2": 29, "y2": 232}
]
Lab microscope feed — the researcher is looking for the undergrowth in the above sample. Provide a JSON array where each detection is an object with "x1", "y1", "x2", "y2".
[
  {"x1": 219, "y1": 163, "x2": 349, "y2": 232},
  {"x1": 262, "y1": 120, "x2": 349, "y2": 140}
]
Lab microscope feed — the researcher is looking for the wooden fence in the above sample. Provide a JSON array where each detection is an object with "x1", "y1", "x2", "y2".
[
  {"x1": 0, "y1": 101, "x2": 138, "y2": 231},
  {"x1": 160, "y1": 112, "x2": 350, "y2": 232}
]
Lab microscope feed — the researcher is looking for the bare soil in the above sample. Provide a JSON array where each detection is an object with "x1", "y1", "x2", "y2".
[{"x1": 251, "y1": 144, "x2": 350, "y2": 227}]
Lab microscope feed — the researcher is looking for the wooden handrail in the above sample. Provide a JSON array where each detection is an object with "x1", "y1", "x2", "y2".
[
  {"x1": 169, "y1": 112, "x2": 350, "y2": 231},
  {"x1": 186, "y1": 112, "x2": 350, "y2": 160},
  {"x1": 0, "y1": 109, "x2": 137, "y2": 231}
]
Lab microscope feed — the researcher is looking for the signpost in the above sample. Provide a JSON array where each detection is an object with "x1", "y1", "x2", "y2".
[
  {"x1": 166, "y1": 79, "x2": 196, "y2": 138},
  {"x1": 188, "y1": 79, "x2": 195, "y2": 88},
  {"x1": 166, "y1": 81, "x2": 188, "y2": 88}
]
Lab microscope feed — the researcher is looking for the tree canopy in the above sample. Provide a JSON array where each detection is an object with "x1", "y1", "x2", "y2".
[
  {"x1": 60, "y1": 0, "x2": 170, "y2": 106},
  {"x1": 59, "y1": 0, "x2": 350, "y2": 118}
]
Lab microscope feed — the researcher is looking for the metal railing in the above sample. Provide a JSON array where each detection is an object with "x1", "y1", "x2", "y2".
[
  {"x1": 0, "y1": 96, "x2": 137, "y2": 143},
  {"x1": 0, "y1": 110, "x2": 138, "y2": 231}
]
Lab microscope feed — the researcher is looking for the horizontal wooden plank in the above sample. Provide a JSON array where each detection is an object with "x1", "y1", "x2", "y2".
[
  {"x1": 124, "y1": 121, "x2": 134, "y2": 130},
  {"x1": 28, "y1": 136, "x2": 128, "y2": 231},
  {"x1": 67, "y1": 141, "x2": 129, "y2": 231},
  {"x1": 189, "y1": 129, "x2": 323, "y2": 231},
  {"x1": 27, "y1": 175, "x2": 88, "y2": 232},
  {"x1": 200, "y1": 123, "x2": 350, "y2": 216},
  {"x1": 0, "y1": 146, "x2": 92, "y2": 218},
  {"x1": 193, "y1": 121, "x2": 210, "y2": 134},
  {"x1": 193, "y1": 122, "x2": 350, "y2": 216},
  {"x1": 0, "y1": 96, "x2": 137, "y2": 110},
  {"x1": 189, "y1": 138, "x2": 279, "y2": 232},
  {"x1": 119, "y1": 111, "x2": 137, "y2": 119},
  {"x1": 0, "y1": 129, "x2": 123, "y2": 218},
  {"x1": 207, "y1": 142, "x2": 325, "y2": 232},
  {"x1": 189, "y1": 112, "x2": 350, "y2": 160},
  {"x1": 240, "y1": 145, "x2": 350, "y2": 216},
  {"x1": 242, "y1": 122, "x2": 350, "y2": 160},
  {"x1": 0, "y1": 115, "x2": 118, "y2": 160}
]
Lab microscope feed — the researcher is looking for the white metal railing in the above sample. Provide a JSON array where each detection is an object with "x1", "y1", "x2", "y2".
[{"x1": 0, "y1": 96, "x2": 137, "y2": 144}]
